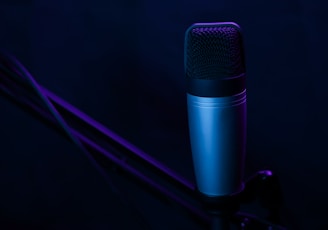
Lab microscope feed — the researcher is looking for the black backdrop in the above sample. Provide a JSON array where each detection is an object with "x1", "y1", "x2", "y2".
[{"x1": 0, "y1": 0, "x2": 327, "y2": 229}]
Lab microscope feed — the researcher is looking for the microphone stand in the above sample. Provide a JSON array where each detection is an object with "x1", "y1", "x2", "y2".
[
  {"x1": 201, "y1": 170, "x2": 284, "y2": 230},
  {"x1": 0, "y1": 65, "x2": 286, "y2": 230},
  {"x1": 204, "y1": 195, "x2": 238, "y2": 230},
  {"x1": 212, "y1": 216, "x2": 230, "y2": 230}
]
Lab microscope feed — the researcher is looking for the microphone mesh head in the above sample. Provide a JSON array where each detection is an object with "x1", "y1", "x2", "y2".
[{"x1": 185, "y1": 23, "x2": 245, "y2": 80}]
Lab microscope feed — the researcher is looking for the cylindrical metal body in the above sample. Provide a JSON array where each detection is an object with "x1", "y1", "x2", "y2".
[{"x1": 187, "y1": 90, "x2": 246, "y2": 196}]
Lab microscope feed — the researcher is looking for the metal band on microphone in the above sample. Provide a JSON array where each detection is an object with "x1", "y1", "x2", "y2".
[{"x1": 186, "y1": 73, "x2": 246, "y2": 97}]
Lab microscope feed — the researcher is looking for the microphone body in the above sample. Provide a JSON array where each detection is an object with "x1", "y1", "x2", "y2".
[
  {"x1": 187, "y1": 91, "x2": 246, "y2": 196},
  {"x1": 185, "y1": 22, "x2": 247, "y2": 197}
]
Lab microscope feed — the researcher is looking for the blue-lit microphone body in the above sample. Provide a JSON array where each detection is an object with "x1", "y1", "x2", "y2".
[{"x1": 185, "y1": 22, "x2": 247, "y2": 197}]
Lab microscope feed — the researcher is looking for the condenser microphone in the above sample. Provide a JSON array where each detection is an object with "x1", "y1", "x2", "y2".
[{"x1": 185, "y1": 22, "x2": 246, "y2": 198}]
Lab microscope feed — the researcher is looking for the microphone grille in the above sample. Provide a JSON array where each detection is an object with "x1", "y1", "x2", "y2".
[{"x1": 185, "y1": 23, "x2": 245, "y2": 80}]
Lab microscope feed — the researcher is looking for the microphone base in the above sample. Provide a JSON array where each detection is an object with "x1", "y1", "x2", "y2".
[
  {"x1": 196, "y1": 190, "x2": 242, "y2": 230},
  {"x1": 197, "y1": 190, "x2": 240, "y2": 217},
  {"x1": 199, "y1": 193, "x2": 240, "y2": 230},
  {"x1": 196, "y1": 170, "x2": 286, "y2": 230}
]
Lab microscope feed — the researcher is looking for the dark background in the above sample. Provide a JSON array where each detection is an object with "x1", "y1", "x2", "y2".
[{"x1": 0, "y1": 0, "x2": 327, "y2": 229}]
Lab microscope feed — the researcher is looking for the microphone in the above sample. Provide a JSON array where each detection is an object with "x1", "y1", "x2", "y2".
[{"x1": 185, "y1": 22, "x2": 247, "y2": 198}]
